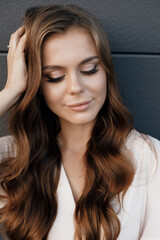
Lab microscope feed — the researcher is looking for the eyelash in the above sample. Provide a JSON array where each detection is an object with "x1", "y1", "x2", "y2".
[{"x1": 46, "y1": 65, "x2": 99, "y2": 83}]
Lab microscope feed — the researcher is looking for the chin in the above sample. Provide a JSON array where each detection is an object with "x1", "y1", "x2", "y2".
[{"x1": 66, "y1": 113, "x2": 97, "y2": 125}]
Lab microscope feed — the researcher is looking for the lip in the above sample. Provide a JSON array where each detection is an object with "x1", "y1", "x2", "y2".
[
  {"x1": 67, "y1": 99, "x2": 92, "y2": 107},
  {"x1": 67, "y1": 99, "x2": 93, "y2": 112}
]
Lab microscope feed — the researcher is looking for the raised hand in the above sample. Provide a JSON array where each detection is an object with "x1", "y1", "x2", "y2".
[
  {"x1": 0, "y1": 26, "x2": 28, "y2": 117},
  {"x1": 6, "y1": 26, "x2": 28, "y2": 95}
]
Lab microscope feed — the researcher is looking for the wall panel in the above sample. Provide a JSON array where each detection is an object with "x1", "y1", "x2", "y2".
[{"x1": 113, "y1": 54, "x2": 160, "y2": 139}]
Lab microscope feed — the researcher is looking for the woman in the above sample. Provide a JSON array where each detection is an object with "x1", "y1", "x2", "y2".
[{"x1": 0, "y1": 4, "x2": 160, "y2": 240}]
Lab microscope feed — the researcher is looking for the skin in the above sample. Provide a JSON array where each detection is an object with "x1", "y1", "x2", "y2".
[
  {"x1": 0, "y1": 26, "x2": 27, "y2": 117},
  {"x1": 41, "y1": 27, "x2": 107, "y2": 146}
]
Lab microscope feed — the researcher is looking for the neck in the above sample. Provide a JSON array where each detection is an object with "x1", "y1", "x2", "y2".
[{"x1": 58, "y1": 120, "x2": 95, "y2": 153}]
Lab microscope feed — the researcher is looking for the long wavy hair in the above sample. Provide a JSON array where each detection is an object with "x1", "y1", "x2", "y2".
[{"x1": 0, "y1": 4, "x2": 135, "y2": 240}]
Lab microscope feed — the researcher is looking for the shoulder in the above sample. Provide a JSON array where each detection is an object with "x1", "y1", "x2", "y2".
[
  {"x1": 125, "y1": 129, "x2": 160, "y2": 183},
  {"x1": 125, "y1": 129, "x2": 160, "y2": 157},
  {"x1": 120, "y1": 131, "x2": 160, "y2": 237},
  {"x1": 0, "y1": 135, "x2": 16, "y2": 161}
]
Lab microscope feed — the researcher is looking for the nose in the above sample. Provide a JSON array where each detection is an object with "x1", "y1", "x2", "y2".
[{"x1": 67, "y1": 72, "x2": 84, "y2": 95}]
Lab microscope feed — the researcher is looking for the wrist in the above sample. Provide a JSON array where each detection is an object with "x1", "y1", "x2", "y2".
[
  {"x1": 3, "y1": 87, "x2": 22, "y2": 99},
  {"x1": 0, "y1": 88, "x2": 21, "y2": 117}
]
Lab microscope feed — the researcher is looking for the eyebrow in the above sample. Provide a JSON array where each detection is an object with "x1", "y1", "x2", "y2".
[{"x1": 42, "y1": 56, "x2": 99, "y2": 71}]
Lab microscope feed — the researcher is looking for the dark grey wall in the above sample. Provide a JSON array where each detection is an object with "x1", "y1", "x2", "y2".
[
  {"x1": 0, "y1": 0, "x2": 160, "y2": 140},
  {"x1": 0, "y1": 0, "x2": 160, "y2": 239}
]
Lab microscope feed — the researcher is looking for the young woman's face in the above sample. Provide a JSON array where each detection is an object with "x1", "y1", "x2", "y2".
[{"x1": 41, "y1": 27, "x2": 107, "y2": 127}]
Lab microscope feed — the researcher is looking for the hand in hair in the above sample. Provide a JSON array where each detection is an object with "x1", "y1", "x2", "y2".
[{"x1": 0, "y1": 26, "x2": 27, "y2": 117}]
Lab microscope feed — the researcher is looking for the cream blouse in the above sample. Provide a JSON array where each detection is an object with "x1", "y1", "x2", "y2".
[{"x1": 0, "y1": 130, "x2": 160, "y2": 240}]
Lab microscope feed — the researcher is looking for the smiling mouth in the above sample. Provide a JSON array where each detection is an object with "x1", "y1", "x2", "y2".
[{"x1": 67, "y1": 99, "x2": 93, "y2": 111}]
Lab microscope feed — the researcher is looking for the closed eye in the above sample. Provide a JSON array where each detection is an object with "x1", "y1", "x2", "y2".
[
  {"x1": 45, "y1": 64, "x2": 99, "y2": 82},
  {"x1": 46, "y1": 75, "x2": 65, "y2": 83},
  {"x1": 80, "y1": 65, "x2": 99, "y2": 75}
]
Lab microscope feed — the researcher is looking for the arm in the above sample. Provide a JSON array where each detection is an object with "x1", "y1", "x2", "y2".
[
  {"x1": 0, "y1": 26, "x2": 28, "y2": 117},
  {"x1": 0, "y1": 89, "x2": 21, "y2": 117}
]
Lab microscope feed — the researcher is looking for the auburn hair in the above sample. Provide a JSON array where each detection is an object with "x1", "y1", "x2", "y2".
[{"x1": 0, "y1": 4, "x2": 135, "y2": 240}]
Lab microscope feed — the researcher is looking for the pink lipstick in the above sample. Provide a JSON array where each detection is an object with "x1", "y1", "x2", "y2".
[{"x1": 67, "y1": 99, "x2": 92, "y2": 112}]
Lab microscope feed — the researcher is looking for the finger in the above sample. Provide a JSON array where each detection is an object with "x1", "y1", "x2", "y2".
[
  {"x1": 8, "y1": 26, "x2": 26, "y2": 51},
  {"x1": 17, "y1": 33, "x2": 27, "y2": 53},
  {"x1": 9, "y1": 27, "x2": 25, "y2": 47}
]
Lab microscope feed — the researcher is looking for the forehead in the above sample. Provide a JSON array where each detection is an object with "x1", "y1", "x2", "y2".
[{"x1": 42, "y1": 27, "x2": 98, "y2": 66}]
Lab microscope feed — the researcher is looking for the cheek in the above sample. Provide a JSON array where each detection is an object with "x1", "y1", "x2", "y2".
[
  {"x1": 92, "y1": 72, "x2": 107, "y2": 97},
  {"x1": 41, "y1": 84, "x2": 64, "y2": 106}
]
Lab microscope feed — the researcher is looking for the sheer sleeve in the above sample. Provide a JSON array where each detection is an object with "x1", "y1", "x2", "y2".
[
  {"x1": 140, "y1": 136, "x2": 160, "y2": 240},
  {"x1": 119, "y1": 131, "x2": 160, "y2": 240},
  {"x1": 0, "y1": 135, "x2": 16, "y2": 162}
]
